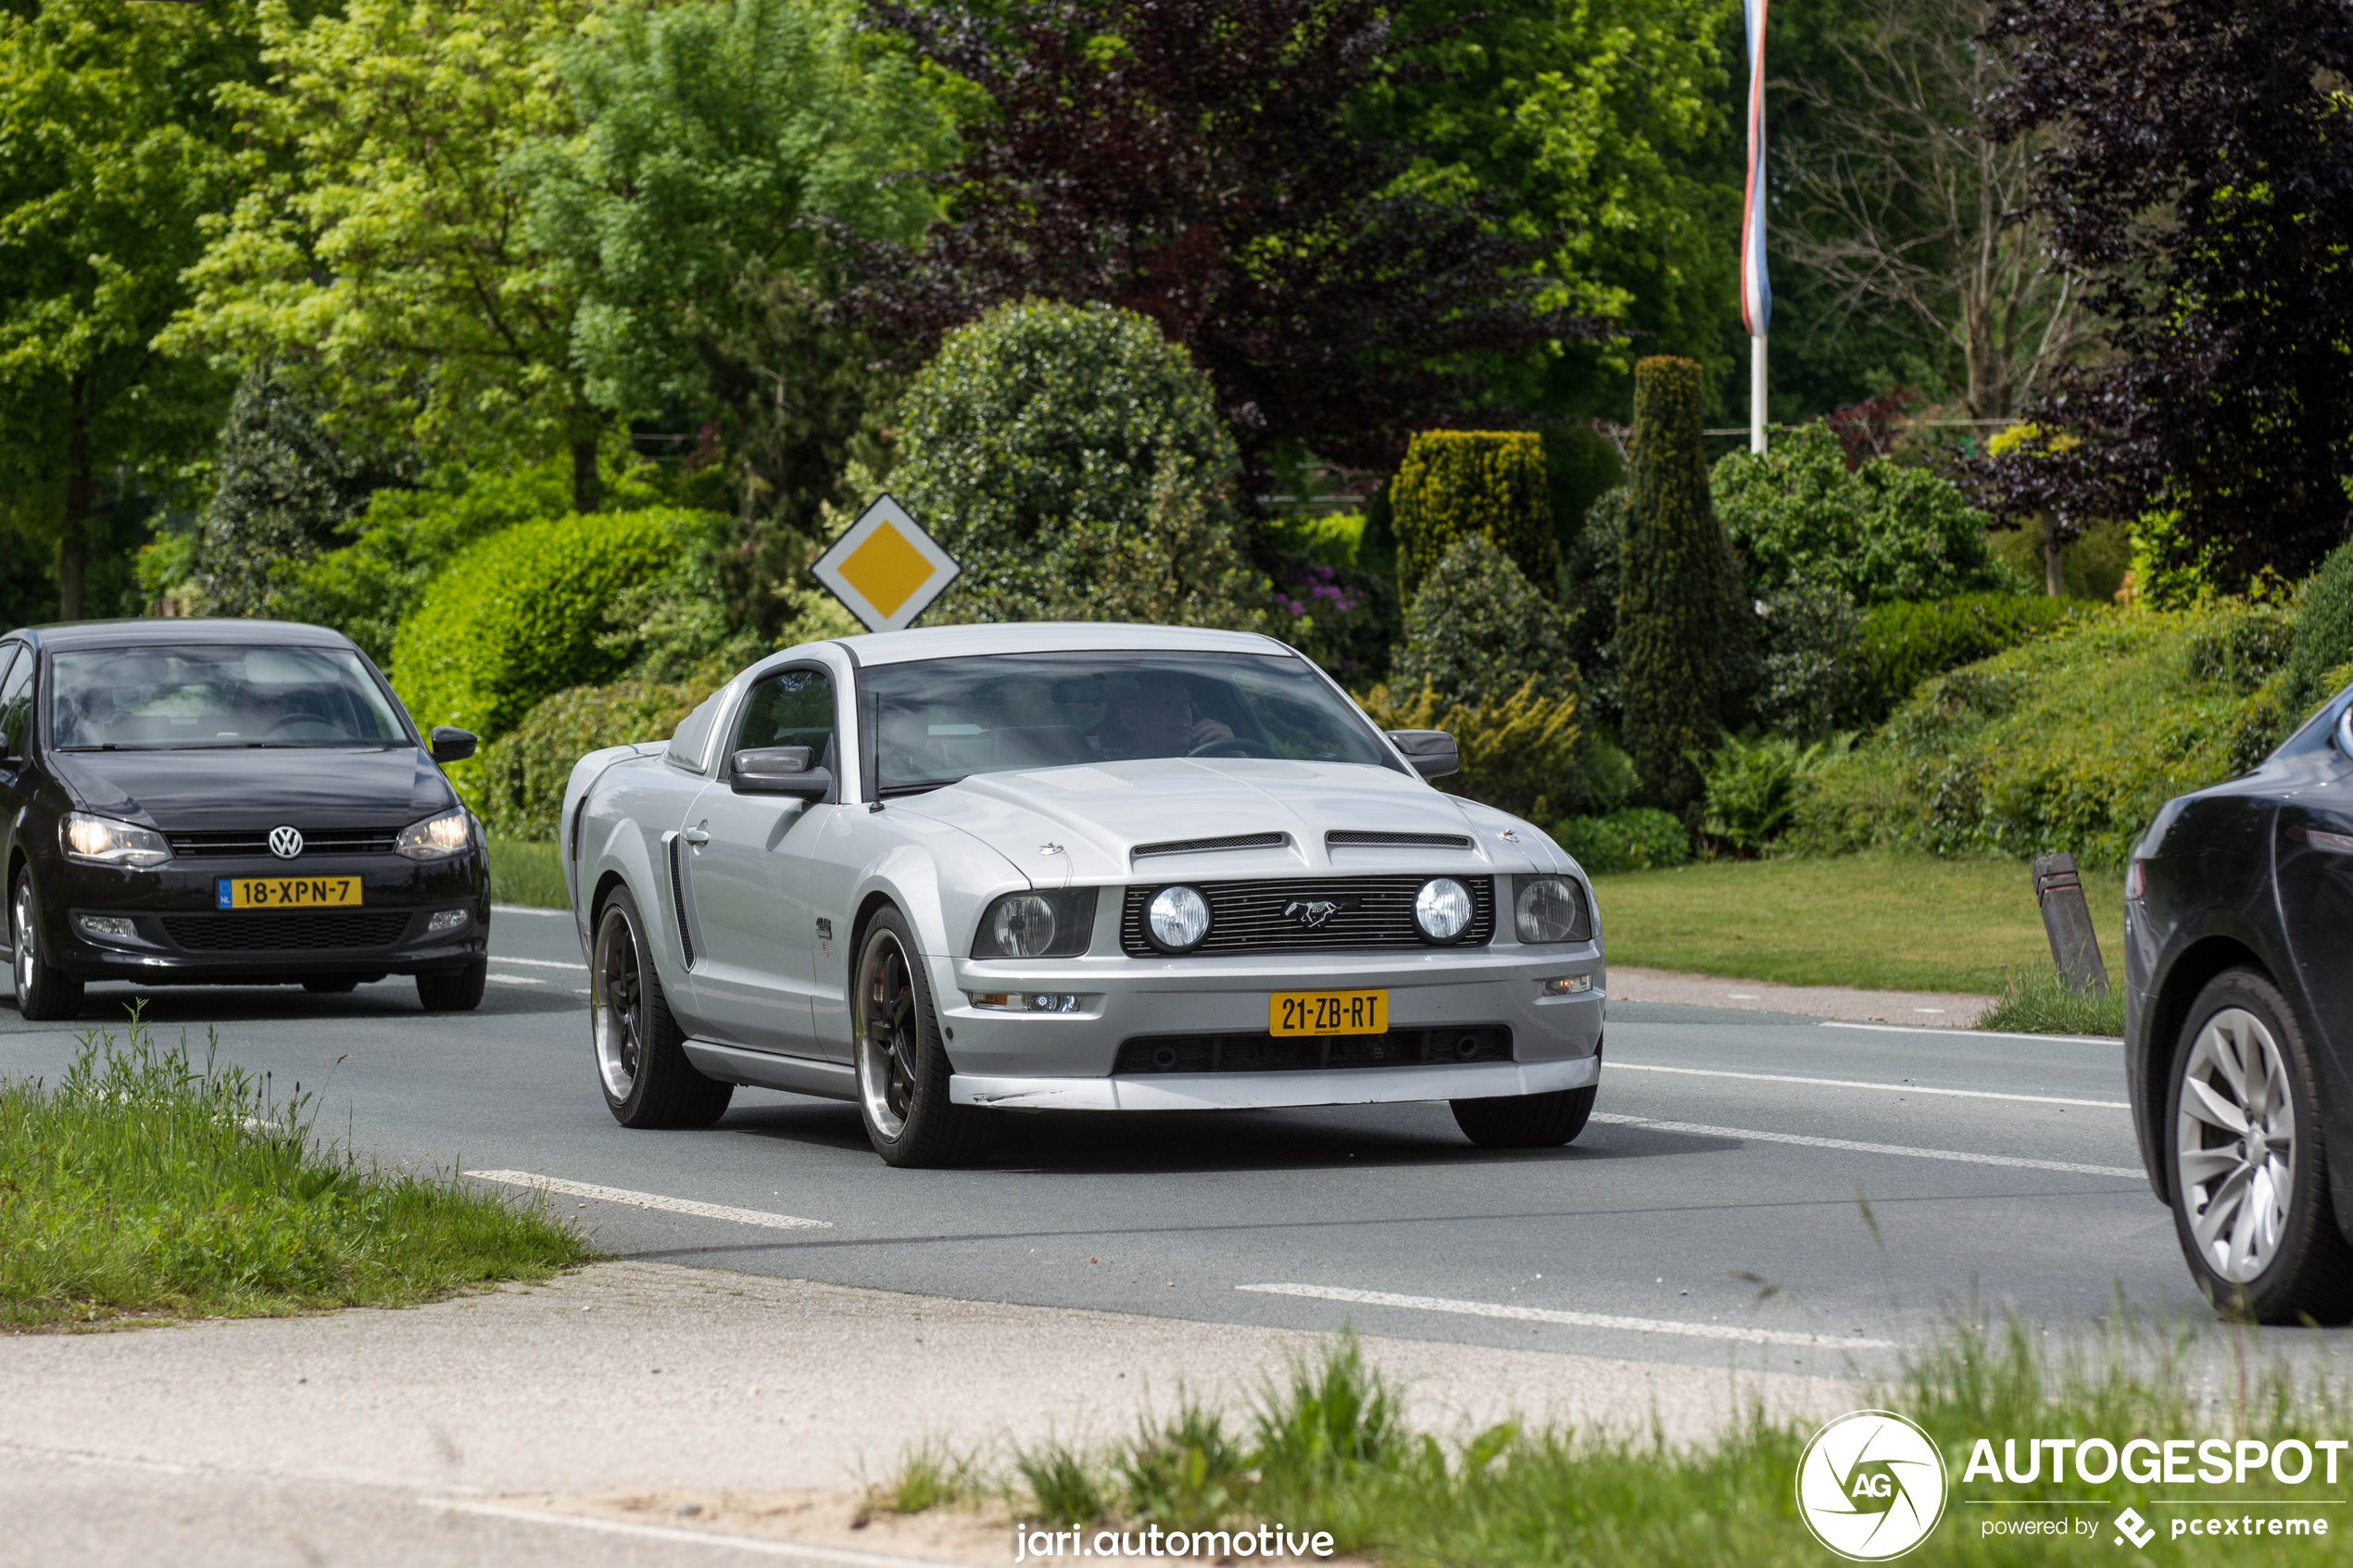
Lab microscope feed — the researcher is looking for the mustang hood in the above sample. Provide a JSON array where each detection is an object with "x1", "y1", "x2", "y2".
[
  {"x1": 49, "y1": 746, "x2": 458, "y2": 832},
  {"x1": 900, "y1": 759, "x2": 1549, "y2": 884}
]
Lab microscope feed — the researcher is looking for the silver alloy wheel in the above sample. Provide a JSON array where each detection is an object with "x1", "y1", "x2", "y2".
[
  {"x1": 591, "y1": 906, "x2": 644, "y2": 1100},
  {"x1": 2176, "y1": 1006, "x2": 2298, "y2": 1284},
  {"x1": 11, "y1": 876, "x2": 31, "y2": 999},
  {"x1": 856, "y1": 928, "x2": 920, "y2": 1141}
]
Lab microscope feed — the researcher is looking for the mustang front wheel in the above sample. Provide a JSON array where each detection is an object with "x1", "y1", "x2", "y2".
[
  {"x1": 2166, "y1": 968, "x2": 2353, "y2": 1323},
  {"x1": 855, "y1": 909, "x2": 982, "y2": 1167},
  {"x1": 1452, "y1": 1084, "x2": 1595, "y2": 1148},
  {"x1": 591, "y1": 887, "x2": 731, "y2": 1129}
]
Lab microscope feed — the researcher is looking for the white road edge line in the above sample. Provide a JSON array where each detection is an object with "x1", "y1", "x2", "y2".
[
  {"x1": 486, "y1": 974, "x2": 547, "y2": 985},
  {"x1": 483, "y1": 955, "x2": 588, "y2": 971},
  {"x1": 1609, "y1": 1060, "x2": 2128, "y2": 1110},
  {"x1": 1819, "y1": 1020, "x2": 2120, "y2": 1047},
  {"x1": 467, "y1": 1172, "x2": 831, "y2": 1230},
  {"x1": 420, "y1": 1499, "x2": 960, "y2": 1565},
  {"x1": 1588, "y1": 1113, "x2": 2143, "y2": 1178},
  {"x1": 1237, "y1": 1283, "x2": 1892, "y2": 1349},
  {"x1": 492, "y1": 903, "x2": 572, "y2": 917}
]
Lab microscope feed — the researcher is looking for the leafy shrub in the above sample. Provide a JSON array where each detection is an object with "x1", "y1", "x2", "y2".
[
  {"x1": 1712, "y1": 420, "x2": 2020, "y2": 605},
  {"x1": 1563, "y1": 484, "x2": 1627, "y2": 721},
  {"x1": 1853, "y1": 593, "x2": 2089, "y2": 725},
  {"x1": 892, "y1": 300, "x2": 1265, "y2": 627},
  {"x1": 1617, "y1": 357, "x2": 1725, "y2": 820},
  {"x1": 2284, "y1": 536, "x2": 2353, "y2": 713},
  {"x1": 390, "y1": 508, "x2": 708, "y2": 742},
  {"x1": 1390, "y1": 431, "x2": 1555, "y2": 600},
  {"x1": 1269, "y1": 557, "x2": 1393, "y2": 684},
  {"x1": 2183, "y1": 604, "x2": 2295, "y2": 694},
  {"x1": 1700, "y1": 732, "x2": 1848, "y2": 852},
  {"x1": 1390, "y1": 533, "x2": 1577, "y2": 709},
  {"x1": 1752, "y1": 584, "x2": 1862, "y2": 737},
  {"x1": 470, "y1": 678, "x2": 706, "y2": 837},
  {"x1": 1358, "y1": 676, "x2": 1583, "y2": 823},
  {"x1": 1551, "y1": 807, "x2": 1691, "y2": 874},
  {"x1": 1792, "y1": 604, "x2": 2298, "y2": 866}
]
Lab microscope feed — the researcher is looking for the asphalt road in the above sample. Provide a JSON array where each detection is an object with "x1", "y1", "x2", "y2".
[{"x1": 0, "y1": 904, "x2": 2227, "y2": 1378}]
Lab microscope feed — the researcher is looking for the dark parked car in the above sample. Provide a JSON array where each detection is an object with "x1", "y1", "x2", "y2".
[
  {"x1": 2126, "y1": 682, "x2": 2353, "y2": 1323},
  {"x1": 0, "y1": 619, "x2": 489, "y2": 1021}
]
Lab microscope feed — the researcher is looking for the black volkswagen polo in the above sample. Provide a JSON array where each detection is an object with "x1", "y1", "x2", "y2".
[
  {"x1": 2127, "y1": 680, "x2": 2353, "y2": 1323},
  {"x1": 0, "y1": 619, "x2": 489, "y2": 1020}
]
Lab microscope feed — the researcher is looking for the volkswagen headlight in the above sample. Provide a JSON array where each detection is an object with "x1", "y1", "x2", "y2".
[
  {"x1": 396, "y1": 808, "x2": 471, "y2": 861},
  {"x1": 1145, "y1": 884, "x2": 1212, "y2": 952},
  {"x1": 971, "y1": 888, "x2": 1098, "y2": 959},
  {"x1": 1514, "y1": 875, "x2": 1590, "y2": 944},
  {"x1": 1414, "y1": 877, "x2": 1475, "y2": 941},
  {"x1": 61, "y1": 812, "x2": 171, "y2": 869}
]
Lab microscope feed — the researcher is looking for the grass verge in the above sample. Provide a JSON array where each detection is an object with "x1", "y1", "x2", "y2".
[
  {"x1": 1976, "y1": 968, "x2": 2129, "y2": 1037},
  {"x1": 1, "y1": 1016, "x2": 590, "y2": 1329},
  {"x1": 486, "y1": 835, "x2": 567, "y2": 909},
  {"x1": 1592, "y1": 850, "x2": 2124, "y2": 995},
  {"x1": 893, "y1": 1320, "x2": 2346, "y2": 1565}
]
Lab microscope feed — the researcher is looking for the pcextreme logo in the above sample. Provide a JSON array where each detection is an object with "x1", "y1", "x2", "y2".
[{"x1": 1797, "y1": 1410, "x2": 1951, "y2": 1561}]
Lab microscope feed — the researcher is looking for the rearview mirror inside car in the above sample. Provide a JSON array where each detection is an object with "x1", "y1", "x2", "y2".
[
  {"x1": 732, "y1": 746, "x2": 832, "y2": 800},
  {"x1": 429, "y1": 726, "x2": 477, "y2": 764},
  {"x1": 1384, "y1": 728, "x2": 1460, "y2": 780}
]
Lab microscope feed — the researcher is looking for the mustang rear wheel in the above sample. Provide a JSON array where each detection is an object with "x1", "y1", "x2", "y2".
[
  {"x1": 591, "y1": 887, "x2": 730, "y2": 1129},
  {"x1": 2166, "y1": 968, "x2": 2353, "y2": 1323},
  {"x1": 854, "y1": 909, "x2": 982, "y2": 1167},
  {"x1": 1452, "y1": 1084, "x2": 1595, "y2": 1148},
  {"x1": 9, "y1": 869, "x2": 82, "y2": 1022}
]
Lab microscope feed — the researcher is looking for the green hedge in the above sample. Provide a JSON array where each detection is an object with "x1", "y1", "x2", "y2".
[
  {"x1": 1552, "y1": 808, "x2": 1691, "y2": 874},
  {"x1": 390, "y1": 508, "x2": 707, "y2": 743},
  {"x1": 2284, "y1": 536, "x2": 2353, "y2": 712},
  {"x1": 1854, "y1": 593, "x2": 2089, "y2": 724},
  {"x1": 471, "y1": 678, "x2": 708, "y2": 838},
  {"x1": 1390, "y1": 431, "x2": 1555, "y2": 601}
]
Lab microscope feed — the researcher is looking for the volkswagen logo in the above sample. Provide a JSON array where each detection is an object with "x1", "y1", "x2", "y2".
[
  {"x1": 1282, "y1": 897, "x2": 1353, "y2": 929},
  {"x1": 269, "y1": 825, "x2": 305, "y2": 860}
]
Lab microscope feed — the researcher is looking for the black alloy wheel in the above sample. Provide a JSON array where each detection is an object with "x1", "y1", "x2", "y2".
[
  {"x1": 853, "y1": 907, "x2": 982, "y2": 1168},
  {"x1": 591, "y1": 886, "x2": 730, "y2": 1129}
]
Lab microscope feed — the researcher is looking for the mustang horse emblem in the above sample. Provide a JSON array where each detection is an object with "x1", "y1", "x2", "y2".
[{"x1": 1283, "y1": 898, "x2": 1349, "y2": 928}]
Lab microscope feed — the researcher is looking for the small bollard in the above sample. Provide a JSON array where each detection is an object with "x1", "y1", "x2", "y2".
[{"x1": 2032, "y1": 851, "x2": 2109, "y2": 996}]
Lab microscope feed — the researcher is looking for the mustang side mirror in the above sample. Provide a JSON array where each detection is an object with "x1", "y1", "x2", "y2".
[
  {"x1": 1385, "y1": 728, "x2": 1459, "y2": 780},
  {"x1": 732, "y1": 746, "x2": 833, "y2": 800},
  {"x1": 429, "y1": 726, "x2": 477, "y2": 764}
]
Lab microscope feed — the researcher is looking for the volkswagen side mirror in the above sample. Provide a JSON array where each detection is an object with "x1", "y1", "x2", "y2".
[
  {"x1": 1385, "y1": 728, "x2": 1459, "y2": 780},
  {"x1": 430, "y1": 726, "x2": 478, "y2": 764},
  {"x1": 732, "y1": 746, "x2": 832, "y2": 800}
]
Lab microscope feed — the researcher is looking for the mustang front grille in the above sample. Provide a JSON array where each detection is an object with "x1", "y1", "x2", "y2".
[
  {"x1": 1114, "y1": 1025, "x2": 1513, "y2": 1074},
  {"x1": 161, "y1": 911, "x2": 416, "y2": 951},
  {"x1": 1119, "y1": 874, "x2": 1494, "y2": 956}
]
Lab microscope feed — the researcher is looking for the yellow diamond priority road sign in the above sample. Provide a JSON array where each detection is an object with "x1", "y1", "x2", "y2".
[{"x1": 812, "y1": 495, "x2": 961, "y2": 633}]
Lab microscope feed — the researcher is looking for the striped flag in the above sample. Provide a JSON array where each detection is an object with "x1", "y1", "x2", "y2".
[{"x1": 1740, "y1": 0, "x2": 1771, "y2": 337}]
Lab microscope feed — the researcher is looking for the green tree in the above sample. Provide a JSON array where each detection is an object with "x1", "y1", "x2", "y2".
[
  {"x1": 0, "y1": 0, "x2": 259, "y2": 619},
  {"x1": 166, "y1": 0, "x2": 608, "y2": 510},
  {"x1": 1618, "y1": 356, "x2": 1725, "y2": 819}
]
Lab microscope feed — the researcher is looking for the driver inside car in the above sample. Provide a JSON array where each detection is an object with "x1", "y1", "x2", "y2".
[{"x1": 1096, "y1": 672, "x2": 1236, "y2": 759}]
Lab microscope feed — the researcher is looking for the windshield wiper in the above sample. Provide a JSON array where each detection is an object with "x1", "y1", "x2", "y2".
[{"x1": 879, "y1": 780, "x2": 959, "y2": 797}]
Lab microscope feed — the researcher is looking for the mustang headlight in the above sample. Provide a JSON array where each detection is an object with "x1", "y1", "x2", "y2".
[
  {"x1": 396, "y1": 808, "x2": 471, "y2": 861},
  {"x1": 1145, "y1": 884, "x2": 1212, "y2": 952},
  {"x1": 972, "y1": 888, "x2": 1098, "y2": 959},
  {"x1": 1514, "y1": 874, "x2": 1591, "y2": 944},
  {"x1": 1413, "y1": 877, "x2": 1475, "y2": 941},
  {"x1": 61, "y1": 811, "x2": 171, "y2": 869}
]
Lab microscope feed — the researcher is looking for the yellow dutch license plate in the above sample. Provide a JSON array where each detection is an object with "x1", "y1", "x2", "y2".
[
  {"x1": 1269, "y1": 989, "x2": 1389, "y2": 1036},
  {"x1": 216, "y1": 876, "x2": 363, "y2": 910}
]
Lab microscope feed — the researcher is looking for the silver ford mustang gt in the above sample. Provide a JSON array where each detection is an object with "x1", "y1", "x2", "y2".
[{"x1": 560, "y1": 623, "x2": 1606, "y2": 1166}]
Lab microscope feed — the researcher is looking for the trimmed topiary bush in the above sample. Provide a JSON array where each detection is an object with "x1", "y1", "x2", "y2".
[
  {"x1": 2284, "y1": 536, "x2": 2353, "y2": 714},
  {"x1": 1356, "y1": 675, "x2": 1582, "y2": 825},
  {"x1": 1551, "y1": 808, "x2": 1691, "y2": 874},
  {"x1": 390, "y1": 508, "x2": 708, "y2": 742},
  {"x1": 1712, "y1": 420, "x2": 2019, "y2": 605},
  {"x1": 1852, "y1": 592, "x2": 2090, "y2": 726},
  {"x1": 471, "y1": 679, "x2": 707, "y2": 838},
  {"x1": 891, "y1": 300, "x2": 1265, "y2": 626},
  {"x1": 1617, "y1": 357, "x2": 1725, "y2": 821},
  {"x1": 1390, "y1": 431, "x2": 1556, "y2": 600},
  {"x1": 1390, "y1": 533, "x2": 1577, "y2": 710}
]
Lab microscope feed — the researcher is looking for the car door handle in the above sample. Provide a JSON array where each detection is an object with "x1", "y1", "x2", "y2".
[{"x1": 682, "y1": 828, "x2": 711, "y2": 846}]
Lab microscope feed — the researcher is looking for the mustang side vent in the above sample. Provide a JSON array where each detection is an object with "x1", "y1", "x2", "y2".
[
  {"x1": 666, "y1": 833, "x2": 697, "y2": 968},
  {"x1": 1326, "y1": 830, "x2": 1473, "y2": 849},
  {"x1": 1132, "y1": 832, "x2": 1288, "y2": 859}
]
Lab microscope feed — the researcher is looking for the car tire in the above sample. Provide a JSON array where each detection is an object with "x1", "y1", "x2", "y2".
[
  {"x1": 2164, "y1": 968, "x2": 2353, "y2": 1324},
  {"x1": 591, "y1": 886, "x2": 730, "y2": 1129},
  {"x1": 416, "y1": 959, "x2": 487, "y2": 1012},
  {"x1": 10, "y1": 869, "x2": 83, "y2": 1022},
  {"x1": 853, "y1": 908, "x2": 983, "y2": 1168},
  {"x1": 1452, "y1": 1084, "x2": 1596, "y2": 1148},
  {"x1": 304, "y1": 974, "x2": 363, "y2": 994}
]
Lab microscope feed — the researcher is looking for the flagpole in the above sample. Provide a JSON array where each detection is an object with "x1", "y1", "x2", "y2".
[{"x1": 1742, "y1": 0, "x2": 1770, "y2": 455}]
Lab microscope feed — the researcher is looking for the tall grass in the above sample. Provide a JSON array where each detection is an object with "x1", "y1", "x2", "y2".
[
  {"x1": 485, "y1": 835, "x2": 568, "y2": 909},
  {"x1": 0, "y1": 1015, "x2": 588, "y2": 1327},
  {"x1": 1976, "y1": 967, "x2": 2128, "y2": 1036}
]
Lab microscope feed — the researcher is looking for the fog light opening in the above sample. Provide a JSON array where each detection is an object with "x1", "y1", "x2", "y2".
[
  {"x1": 1541, "y1": 975, "x2": 1592, "y2": 997},
  {"x1": 1152, "y1": 1045, "x2": 1180, "y2": 1071},
  {"x1": 1453, "y1": 1035, "x2": 1480, "y2": 1060},
  {"x1": 427, "y1": 909, "x2": 470, "y2": 934},
  {"x1": 74, "y1": 913, "x2": 139, "y2": 943},
  {"x1": 967, "y1": 991, "x2": 1083, "y2": 1013}
]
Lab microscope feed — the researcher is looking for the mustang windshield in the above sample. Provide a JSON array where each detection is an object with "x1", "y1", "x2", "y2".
[
  {"x1": 51, "y1": 646, "x2": 412, "y2": 749},
  {"x1": 864, "y1": 650, "x2": 1394, "y2": 793}
]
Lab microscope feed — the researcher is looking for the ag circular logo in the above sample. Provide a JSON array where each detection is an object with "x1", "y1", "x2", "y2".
[{"x1": 1795, "y1": 1410, "x2": 1948, "y2": 1560}]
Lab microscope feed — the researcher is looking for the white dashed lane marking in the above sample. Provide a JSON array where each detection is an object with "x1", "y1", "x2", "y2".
[
  {"x1": 1589, "y1": 1112, "x2": 2142, "y2": 1178},
  {"x1": 1609, "y1": 1060, "x2": 2128, "y2": 1110}
]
